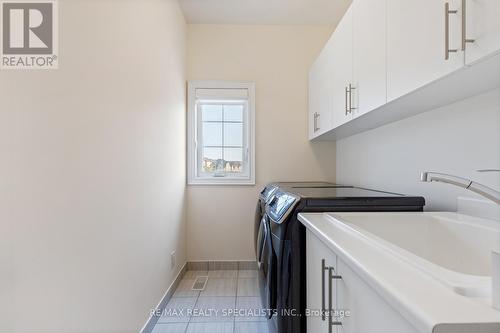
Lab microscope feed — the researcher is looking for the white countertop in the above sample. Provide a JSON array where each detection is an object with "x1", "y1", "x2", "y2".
[{"x1": 298, "y1": 212, "x2": 500, "y2": 333}]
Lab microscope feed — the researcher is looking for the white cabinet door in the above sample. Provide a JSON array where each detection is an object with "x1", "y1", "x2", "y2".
[
  {"x1": 309, "y1": 36, "x2": 335, "y2": 139},
  {"x1": 387, "y1": 0, "x2": 465, "y2": 102},
  {"x1": 465, "y1": 0, "x2": 500, "y2": 64},
  {"x1": 331, "y1": 5, "x2": 354, "y2": 129},
  {"x1": 336, "y1": 259, "x2": 419, "y2": 333},
  {"x1": 352, "y1": 0, "x2": 387, "y2": 117},
  {"x1": 306, "y1": 230, "x2": 337, "y2": 333}
]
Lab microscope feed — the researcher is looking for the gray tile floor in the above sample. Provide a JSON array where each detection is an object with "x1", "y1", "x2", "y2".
[{"x1": 152, "y1": 268, "x2": 270, "y2": 333}]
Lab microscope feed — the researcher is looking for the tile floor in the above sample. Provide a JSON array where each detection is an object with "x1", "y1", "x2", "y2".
[{"x1": 152, "y1": 267, "x2": 270, "y2": 333}]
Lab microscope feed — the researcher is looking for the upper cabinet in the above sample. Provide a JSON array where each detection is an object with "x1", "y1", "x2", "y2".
[
  {"x1": 465, "y1": 0, "x2": 500, "y2": 64},
  {"x1": 309, "y1": 0, "x2": 500, "y2": 141},
  {"x1": 309, "y1": 6, "x2": 353, "y2": 140},
  {"x1": 309, "y1": 34, "x2": 334, "y2": 139},
  {"x1": 352, "y1": 0, "x2": 387, "y2": 116},
  {"x1": 309, "y1": 3, "x2": 384, "y2": 139},
  {"x1": 386, "y1": 0, "x2": 464, "y2": 102},
  {"x1": 331, "y1": 6, "x2": 354, "y2": 130}
]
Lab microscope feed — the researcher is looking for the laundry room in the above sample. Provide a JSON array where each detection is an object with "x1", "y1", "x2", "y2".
[{"x1": 1, "y1": 1, "x2": 500, "y2": 333}]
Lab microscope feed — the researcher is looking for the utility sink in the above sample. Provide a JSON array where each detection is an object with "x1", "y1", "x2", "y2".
[{"x1": 326, "y1": 212, "x2": 500, "y2": 298}]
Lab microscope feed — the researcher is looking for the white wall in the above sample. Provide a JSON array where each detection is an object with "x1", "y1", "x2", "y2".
[
  {"x1": 337, "y1": 88, "x2": 500, "y2": 211},
  {"x1": 186, "y1": 25, "x2": 337, "y2": 261},
  {"x1": 0, "y1": 1, "x2": 186, "y2": 332}
]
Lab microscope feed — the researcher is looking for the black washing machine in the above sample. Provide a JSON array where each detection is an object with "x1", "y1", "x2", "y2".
[
  {"x1": 255, "y1": 184, "x2": 278, "y2": 324},
  {"x1": 254, "y1": 182, "x2": 340, "y2": 333},
  {"x1": 256, "y1": 183, "x2": 425, "y2": 333}
]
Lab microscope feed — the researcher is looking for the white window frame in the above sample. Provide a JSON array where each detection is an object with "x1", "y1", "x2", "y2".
[{"x1": 187, "y1": 81, "x2": 256, "y2": 185}]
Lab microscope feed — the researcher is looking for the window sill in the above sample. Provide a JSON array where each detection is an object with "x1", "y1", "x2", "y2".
[{"x1": 187, "y1": 178, "x2": 255, "y2": 186}]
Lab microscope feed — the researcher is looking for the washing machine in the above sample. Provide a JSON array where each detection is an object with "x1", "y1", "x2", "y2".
[
  {"x1": 254, "y1": 182, "x2": 338, "y2": 333},
  {"x1": 256, "y1": 183, "x2": 426, "y2": 333}
]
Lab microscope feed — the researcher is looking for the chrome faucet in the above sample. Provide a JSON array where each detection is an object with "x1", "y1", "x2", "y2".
[{"x1": 420, "y1": 170, "x2": 500, "y2": 205}]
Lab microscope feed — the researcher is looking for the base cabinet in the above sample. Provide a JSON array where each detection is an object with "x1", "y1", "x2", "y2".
[
  {"x1": 306, "y1": 231, "x2": 337, "y2": 332},
  {"x1": 306, "y1": 230, "x2": 419, "y2": 333},
  {"x1": 336, "y1": 259, "x2": 420, "y2": 333}
]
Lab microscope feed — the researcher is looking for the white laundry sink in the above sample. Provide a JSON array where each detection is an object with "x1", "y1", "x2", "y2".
[{"x1": 326, "y1": 212, "x2": 500, "y2": 298}]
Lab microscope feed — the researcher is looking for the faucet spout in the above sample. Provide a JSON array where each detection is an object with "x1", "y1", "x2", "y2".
[{"x1": 420, "y1": 171, "x2": 500, "y2": 205}]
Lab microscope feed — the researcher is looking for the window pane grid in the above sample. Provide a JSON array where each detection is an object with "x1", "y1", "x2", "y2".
[
  {"x1": 199, "y1": 102, "x2": 245, "y2": 175},
  {"x1": 202, "y1": 120, "x2": 243, "y2": 124}
]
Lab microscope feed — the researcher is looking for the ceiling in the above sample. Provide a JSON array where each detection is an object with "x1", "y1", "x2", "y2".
[{"x1": 178, "y1": 0, "x2": 352, "y2": 25}]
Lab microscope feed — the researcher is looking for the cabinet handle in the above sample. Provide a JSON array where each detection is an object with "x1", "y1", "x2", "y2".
[
  {"x1": 328, "y1": 267, "x2": 343, "y2": 332},
  {"x1": 345, "y1": 86, "x2": 349, "y2": 115},
  {"x1": 313, "y1": 112, "x2": 320, "y2": 132},
  {"x1": 321, "y1": 259, "x2": 328, "y2": 321},
  {"x1": 349, "y1": 83, "x2": 356, "y2": 113},
  {"x1": 445, "y1": 2, "x2": 458, "y2": 60},
  {"x1": 461, "y1": 0, "x2": 475, "y2": 51}
]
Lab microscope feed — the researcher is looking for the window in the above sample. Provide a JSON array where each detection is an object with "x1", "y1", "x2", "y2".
[{"x1": 187, "y1": 81, "x2": 255, "y2": 185}]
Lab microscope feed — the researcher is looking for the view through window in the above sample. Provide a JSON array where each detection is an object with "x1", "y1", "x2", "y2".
[{"x1": 198, "y1": 101, "x2": 246, "y2": 176}]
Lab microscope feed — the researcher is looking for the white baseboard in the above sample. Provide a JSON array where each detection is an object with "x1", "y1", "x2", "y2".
[{"x1": 138, "y1": 262, "x2": 187, "y2": 333}]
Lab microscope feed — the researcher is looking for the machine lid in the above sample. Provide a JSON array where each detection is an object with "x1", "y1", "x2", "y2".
[
  {"x1": 273, "y1": 181, "x2": 338, "y2": 188},
  {"x1": 288, "y1": 186, "x2": 407, "y2": 198},
  {"x1": 289, "y1": 185, "x2": 351, "y2": 189}
]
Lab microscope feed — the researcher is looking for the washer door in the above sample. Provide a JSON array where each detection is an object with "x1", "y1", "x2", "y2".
[
  {"x1": 256, "y1": 215, "x2": 267, "y2": 267},
  {"x1": 254, "y1": 201, "x2": 263, "y2": 259},
  {"x1": 257, "y1": 215, "x2": 277, "y2": 318}
]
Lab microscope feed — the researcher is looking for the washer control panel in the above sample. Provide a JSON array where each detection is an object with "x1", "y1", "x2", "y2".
[
  {"x1": 260, "y1": 185, "x2": 278, "y2": 203},
  {"x1": 266, "y1": 190, "x2": 299, "y2": 224}
]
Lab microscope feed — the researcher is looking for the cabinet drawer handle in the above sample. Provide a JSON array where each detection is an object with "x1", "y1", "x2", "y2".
[
  {"x1": 461, "y1": 0, "x2": 475, "y2": 51},
  {"x1": 328, "y1": 267, "x2": 343, "y2": 332},
  {"x1": 345, "y1": 86, "x2": 349, "y2": 115},
  {"x1": 445, "y1": 2, "x2": 458, "y2": 60},
  {"x1": 349, "y1": 83, "x2": 356, "y2": 112},
  {"x1": 321, "y1": 259, "x2": 328, "y2": 321},
  {"x1": 313, "y1": 112, "x2": 320, "y2": 132}
]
